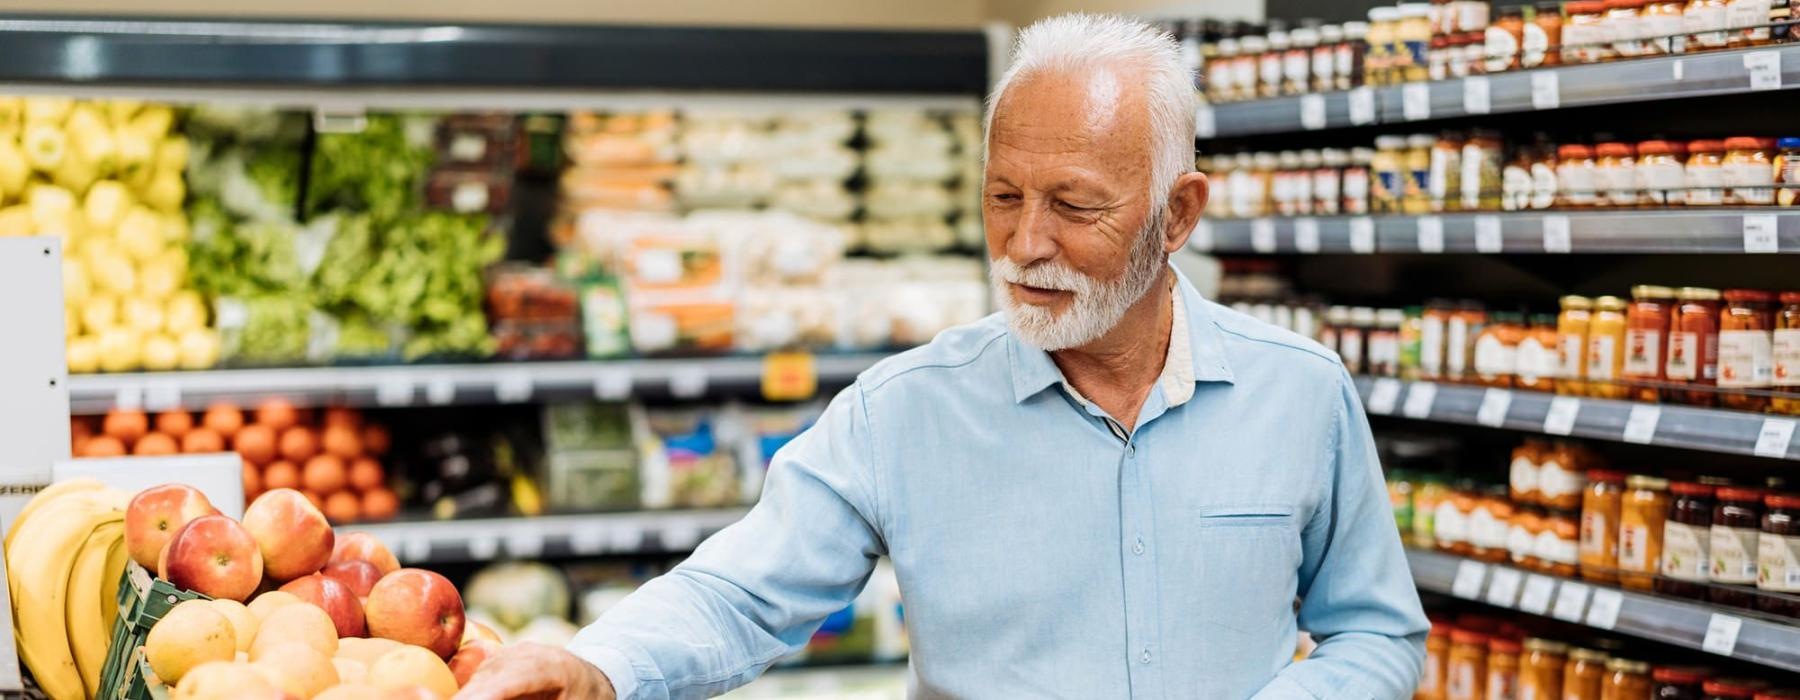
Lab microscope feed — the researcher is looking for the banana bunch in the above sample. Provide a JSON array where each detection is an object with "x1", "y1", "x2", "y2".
[{"x1": 4, "y1": 477, "x2": 132, "y2": 700}]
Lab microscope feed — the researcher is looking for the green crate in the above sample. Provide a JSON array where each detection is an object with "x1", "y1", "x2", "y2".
[{"x1": 96, "y1": 563, "x2": 208, "y2": 700}]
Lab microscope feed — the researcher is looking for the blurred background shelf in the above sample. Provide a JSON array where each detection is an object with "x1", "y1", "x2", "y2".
[
  {"x1": 340, "y1": 507, "x2": 749, "y2": 565},
  {"x1": 1193, "y1": 209, "x2": 1800, "y2": 255}
]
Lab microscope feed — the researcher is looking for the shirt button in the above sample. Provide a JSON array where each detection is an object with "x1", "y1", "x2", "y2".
[
  {"x1": 1132, "y1": 538, "x2": 1145, "y2": 555},
  {"x1": 1141, "y1": 648, "x2": 1153, "y2": 664},
  {"x1": 1127, "y1": 445, "x2": 1136, "y2": 457}
]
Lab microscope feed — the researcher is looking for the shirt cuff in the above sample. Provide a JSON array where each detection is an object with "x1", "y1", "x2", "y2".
[
  {"x1": 1248, "y1": 674, "x2": 1321, "y2": 700},
  {"x1": 567, "y1": 643, "x2": 641, "y2": 700}
]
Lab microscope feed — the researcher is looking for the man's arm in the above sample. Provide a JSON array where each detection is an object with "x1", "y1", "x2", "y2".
[
  {"x1": 458, "y1": 384, "x2": 886, "y2": 700},
  {"x1": 1253, "y1": 368, "x2": 1429, "y2": 700}
]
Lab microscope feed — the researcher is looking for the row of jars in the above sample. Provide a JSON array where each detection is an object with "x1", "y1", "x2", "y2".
[
  {"x1": 1417, "y1": 612, "x2": 1796, "y2": 700},
  {"x1": 1200, "y1": 134, "x2": 1800, "y2": 219}
]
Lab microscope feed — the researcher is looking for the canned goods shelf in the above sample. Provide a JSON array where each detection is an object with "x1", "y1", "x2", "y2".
[
  {"x1": 339, "y1": 508, "x2": 750, "y2": 565},
  {"x1": 1190, "y1": 209, "x2": 1799, "y2": 255}
]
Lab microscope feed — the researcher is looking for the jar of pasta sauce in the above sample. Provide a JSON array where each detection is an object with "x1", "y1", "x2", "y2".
[
  {"x1": 1659, "y1": 481, "x2": 1717, "y2": 600},
  {"x1": 1596, "y1": 141, "x2": 1640, "y2": 207},
  {"x1": 1723, "y1": 137, "x2": 1777, "y2": 206},
  {"x1": 1510, "y1": 506, "x2": 1546, "y2": 570},
  {"x1": 1705, "y1": 678, "x2": 1771, "y2": 700},
  {"x1": 1624, "y1": 285, "x2": 1676, "y2": 402},
  {"x1": 1582, "y1": 470, "x2": 1627, "y2": 583},
  {"x1": 1446, "y1": 628, "x2": 1489, "y2": 700},
  {"x1": 1558, "y1": 295, "x2": 1594, "y2": 395},
  {"x1": 1719, "y1": 289, "x2": 1776, "y2": 412},
  {"x1": 1540, "y1": 509, "x2": 1582, "y2": 577},
  {"x1": 1520, "y1": 638, "x2": 1566, "y2": 700},
  {"x1": 1558, "y1": 144, "x2": 1601, "y2": 207},
  {"x1": 1637, "y1": 140, "x2": 1687, "y2": 206},
  {"x1": 1667, "y1": 287, "x2": 1723, "y2": 405},
  {"x1": 1757, "y1": 492, "x2": 1800, "y2": 617},
  {"x1": 1773, "y1": 291, "x2": 1800, "y2": 416},
  {"x1": 1711, "y1": 487, "x2": 1764, "y2": 609},
  {"x1": 1421, "y1": 622, "x2": 1452, "y2": 700},
  {"x1": 1565, "y1": 647, "x2": 1611, "y2": 700},
  {"x1": 1605, "y1": 657, "x2": 1652, "y2": 700},
  {"x1": 1652, "y1": 665, "x2": 1712, "y2": 700},
  {"x1": 1620, "y1": 475, "x2": 1670, "y2": 590},
  {"x1": 1685, "y1": 140, "x2": 1728, "y2": 206},
  {"x1": 1588, "y1": 296, "x2": 1630, "y2": 400}
]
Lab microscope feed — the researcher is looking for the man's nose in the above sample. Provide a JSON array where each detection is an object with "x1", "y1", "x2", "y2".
[{"x1": 1007, "y1": 203, "x2": 1058, "y2": 266}]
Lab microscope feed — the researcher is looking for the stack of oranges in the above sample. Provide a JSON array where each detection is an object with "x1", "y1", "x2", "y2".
[{"x1": 73, "y1": 398, "x2": 400, "y2": 524}]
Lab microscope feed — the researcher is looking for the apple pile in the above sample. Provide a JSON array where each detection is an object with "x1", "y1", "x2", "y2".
[{"x1": 127, "y1": 484, "x2": 501, "y2": 699}]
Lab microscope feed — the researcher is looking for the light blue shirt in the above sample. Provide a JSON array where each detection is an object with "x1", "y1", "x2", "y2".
[{"x1": 571, "y1": 270, "x2": 1428, "y2": 699}]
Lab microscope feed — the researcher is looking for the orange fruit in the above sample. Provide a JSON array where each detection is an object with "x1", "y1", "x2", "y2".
[
  {"x1": 234, "y1": 424, "x2": 277, "y2": 466},
  {"x1": 182, "y1": 428, "x2": 225, "y2": 454},
  {"x1": 155, "y1": 411, "x2": 194, "y2": 438},
  {"x1": 70, "y1": 418, "x2": 93, "y2": 438},
  {"x1": 360, "y1": 489, "x2": 398, "y2": 521},
  {"x1": 321, "y1": 425, "x2": 362, "y2": 460},
  {"x1": 360, "y1": 425, "x2": 390, "y2": 456},
  {"x1": 322, "y1": 491, "x2": 360, "y2": 524},
  {"x1": 201, "y1": 403, "x2": 244, "y2": 437},
  {"x1": 84, "y1": 435, "x2": 126, "y2": 457},
  {"x1": 263, "y1": 461, "x2": 300, "y2": 491},
  {"x1": 255, "y1": 399, "x2": 300, "y2": 432},
  {"x1": 302, "y1": 455, "x2": 347, "y2": 495},
  {"x1": 347, "y1": 457, "x2": 384, "y2": 493},
  {"x1": 134, "y1": 432, "x2": 178, "y2": 456},
  {"x1": 322, "y1": 407, "x2": 362, "y2": 430},
  {"x1": 279, "y1": 427, "x2": 319, "y2": 463},
  {"x1": 103, "y1": 410, "x2": 149, "y2": 445},
  {"x1": 242, "y1": 459, "x2": 262, "y2": 499}
]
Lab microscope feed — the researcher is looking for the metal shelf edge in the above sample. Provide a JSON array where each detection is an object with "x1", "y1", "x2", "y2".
[
  {"x1": 1192, "y1": 210, "x2": 1799, "y2": 255},
  {"x1": 340, "y1": 507, "x2": 750, "y2": 564}
]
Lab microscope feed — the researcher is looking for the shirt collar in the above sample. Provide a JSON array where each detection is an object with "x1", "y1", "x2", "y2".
[{"x1": 1007, "y1": 265, "x2": 1235, "y2": 405}]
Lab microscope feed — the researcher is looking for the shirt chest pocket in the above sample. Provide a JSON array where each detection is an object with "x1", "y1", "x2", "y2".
[{"x1": 1195, "y1": 504, "x2": 1303, "y2": 634}]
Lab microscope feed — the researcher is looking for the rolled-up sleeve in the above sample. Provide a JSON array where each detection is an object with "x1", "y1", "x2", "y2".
[
  {"x1": 567, "y1": 383, "x2": 886, "y2": 700},
  {"x1": 1254, "y1": 368, "x2": 1429, "y2": 700}
]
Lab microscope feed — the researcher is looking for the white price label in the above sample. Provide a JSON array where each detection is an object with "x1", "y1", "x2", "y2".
[
  {"x1": 1300, "y1": 94, "x2": 1327, "y2": 130},
  {"x1": 1190, "y1": 219, "x2": 1215, "y2": 252},
  {"x1": 495, "y1": 371, "x2": 533, "y2": 403},
  {"x1": 1745, "y1": 50, "x2": 1783, "y2": 90},
  {"x1": 1475, "y1": 216, "x2": 1503, "y2": 253},
  {"x1": 1744, "y1": 214, "x2": 1780, "y2": 253},
  {"x1": 467, "y1": 535, "x2": 500, "y2": 561},
  {"x1": 113, "y1": 385, "x2": 144, "y2": 411},
  {"x1": 1367, "y1": 378, "x2": 1403, "y2": 415},
  {"x1": 569, "y1": 529, "x2": 607, "y2": 555},
  {"x1": 1672, "y1": 58, "x2": 1685, "y2": 81},
  {"x1": 1402, "y1": 83, "x2": 1431, "y2": 120},
  {"x1": 1403, "y1": 382, "x2": 1438, "y2": 418},
  {"x1": 1349, "y1": 217, "x2": 1377, "y2": 253},
  {"x1": 1477, "y1": 388, "x2": 1513, "y2": 427},
  {"x1": 1755, "y1": 417, "x2": 1798, "y2": 458},
  {"x1": 144, "y1": 382, "x2": 182, "y2": 412},
  {"x1": 1251, "y1": 218, "x2": 1278, "y2": 253},
  {"x1": 1294, "y1": 218, "x2": 1321, "y2": 253},
  {"x1": 400, "y1": 535, "x2": 431, "y2": 564},
  {"x1": 1416, "y1": 216, "x2": 1445, "y2": 253},
  {"x1": 662, "y1": 524, "x2": 703, "y2": 551},
  {"x1": 1485, "y1": 567, "x2": 1523, "y2": 607},
  {"x1": 1348, "y1": 87, "x2": 1377, "y2": 125},
  {"x1": 1543, "y1": 215, "x2": 1572, "y2": 252},
  {"x1": 1544, "y1": 396, "x2": 1582, "y2": 435},
  {"x1": 1452, "y1": 559, "x2": 1488, "y2": 599},
  {"x1": 1623, "y1": 404, "x2": 1661, "y2": 444},
  {"x1": 1585, "y1": 588, "x2": 1624, "y2": 630},
  {"x1": 594, "y1": 369, "x2": 633, "y2": 401},
  {"x1": 1463, "y1": 76, "x2": 1492, "y2": 114},
  {"x1": 1531, "y1": 71, "x2": 1561, "y2": 109},
  {"x1": 1703, "y1": 614, "x2": 1743, "y2": 655},
  {"x1": 1519, "y1": 575, "x2": 1557, "y2": 614},
  {"x1": 374, "y1": 375, "x2": 413, "y2": 407},
  {"x1": 1551, "y1": 581, "x2": 1591, "y2": 622},
  {"x1": 1195, "y1": 105, "x2": 1217, "y2": 139},
  {"x1": 609, "y1": 526, "x2": 646, "y2": 552},
  {"x1": 503, "y1": 527, "x2": 545, "y2": 559},
  {"x1": 425, "y1": 375, "x2": 456, "y2": 405},
  {"x1": 670, "y1": 367, "x2": 708, "y2": 399}
]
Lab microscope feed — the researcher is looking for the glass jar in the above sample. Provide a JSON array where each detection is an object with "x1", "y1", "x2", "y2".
[
  {"x1": 1775, "y1": 138, "x2": 1800, "y2": 207},
  {"x1": 1757, "y1": 493, "x2": 1800, "y2": 617},
  {"x1": 1422, "y1": 622, "x2": 1452, "y2": 700},
  {"x1": 1520, "y1": 638, "x2": 1566, "y2": 700},
  {"x1": 1312, "y1": 24, "x2": 1341, "y2": 93},
  {"x1": 1588, "y1": 296, "x2": 1630, "y2": 399},
  {"x1": 1447, "y1": 629, "x2": 1489, "y2": 700},
  {"x1": 1346, "y1": 307, "x2": 1376, "y2": 374},
  {"x1": 1565, "y1": 648, "x2": 1611, "y2": 700},
  {"x1": 1399, "y1": 3, "x2": 1436, "y2": 83},
  {"x1": 1540, "y1": 508, "x2": 1582, "y2": 577},
  {"x1": 1511, "y1": 506, "x2": 1546, "y2": 569},
  {"x1": 1340, "y1": 21, "x2": 1370, "y2": 90},
  {"x1": 1415, "y1": 476, "x2": 1451, "y2": 548},
  {"x1": 1637, "y1": 0, "x2": 1686, "y2": 53},
  {"x1": 1402, "y1": 306, "x2": 1427, "y2": 381},
  {"x1": 1260, "y1": 30, "x2": 1288, "y2": 99},
  {"x1": 1524, "y1": 2, "x2": 1565, "y2": 67},
  {"x1": 1558, "y1": 296, "x2": 1595, "y2": 395},
  {"x1": 1345, "y1": 147, "x2": 1375, "y2": 214},
  {"x1": 1710, "y1": 486, "x2": 1765, "y2": 608},
  {"x1": 1528, "y1": 142, "x2": 1560, "y2": 211},
  {"x1": 1685, "y1": 0, "x2": 1732, "y2": 51},
  {"x1": 1652, "y1": 666, "x2": 1712, "y2": 700},
  {"x1": 1685, "y1": 140, "x2": 1728, "y2": 206},
  {"x1": 1373, "y1": 136, "x2": 1408, "y2": 214},
  {"x1": 1372, "y1": 308, "x2": 1405, "y2": 377},
  {"x1": 1472, "y1": 485, "x2": 1516, "y2": 563},
  {"x1": 1474, "y1": 312, "x2": 1525, "y2": 387},
  {"x1": 1488, "y1": 636, "x2": 1521, "y2": 700},
  {"x1": 1603, "y1": 657, "x2": 1652, "y2": 700},
  {"x1": 1431, "y1": 133, "x2": 1466, "y2": 213},
  {"x1": 1423, "y1": 300, "x2": 1456, "y2": 381},
  {"x1": 1625, "y1": 285, "x2": 1676, "y2": 402},
  {"x1": 1719, "y1": 289, "x2": 1776, "y2": 412},
  {"x1": 1462, "y1": 130, "x2": 1506, "y2": 212},
  {"x1": 1235, "y1": 35, "x2": 1266, "y2": 103},
  {"x1": 1390, "y1": 471, "x2": 1417, "y2": 536},
  {"x1": 1315, "y1": 148, "x2": 1347, "y2": 215},
  {"x1": 1207, "y1": 38, "x2": 1239, "y2": 102},
  {"x1": 1582, "y1": 470, "x2": 1628, "y2": 583},
  {"x1": 1558, "y1": 144, "x2": 1601, "y2": 208},
  {"x1": 1321, "y1": 305, "x2": 1350, "y2": 360},
  {"x1": 1752, "y1": 690, "x2": 1800, "y2": 700},
  {"x1": 1659, "y1": 481, "x2": 1718, "y2": 599},
  {"x1": 1725, "y1": 0, "x2": 1775, "y2": 46},
  {"x1": 1430, "y1": 34, "x2": 1455, "y2": 81},
  {"x1": 1705, "y1": 679, "x2": 1771, "y2": 699},
  {"x1": 1487, "y1": 5, "x2": 1527, "y2": 72},
  {"x1": 1540, "y1": 442, "x2": 1587, "y2": 511},
  {"x1": 1668, "y1": 287, "x2": 1723, "y2": 405},
  {"x1": 1285, "y1": 27, "x2": 1316, "y2": 96},
  {"x1": 1437, "y1": 483, "x2": 1479, "y2": 555},
  {"x1": 1564, "y1": 1, "x2": 1615, "y2": 63},
  {"x1": 1406, "y1": 134, "x2": 1436, "y2": 215},
  {"x1": 1620, "y1": 474, "x2": 1671, "y2": 590},
  {"x1": 1518, "y1": 314, "x2": 1562, "y2": 392},
  {"x1": 1724, "y1": 137, "x2": 1777, "y2": 206},
  {"x1": 1596, "y1": 142, "x2": 1640, "y2": 208},
  {"x1": 1606, "y1": 0, "x2": 1649, "y2": 58},
  {"x1": 1448, "y1": 302, "x2": 1489, "y2": 384},
  {"x1": 1775, "y1": 291, "x2": 1800, "y2": 415},
  {"x1": 1638, "y1": 140, "x2": 1687, "y2": 206}
]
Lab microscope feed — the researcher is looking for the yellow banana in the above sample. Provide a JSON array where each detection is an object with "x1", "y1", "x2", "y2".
[
  {"x1": 5, "y1": 477, "x2": 108, "y2": 551},
  {"x1": 98, "y1": 531, "x2": 129, "y2": 630},
  {"x1": 66, "y1": 520, "x2": 123, "y2": 696},
  {"x1": 7, "y1": 496, "x2": 121, "y2": 700}
]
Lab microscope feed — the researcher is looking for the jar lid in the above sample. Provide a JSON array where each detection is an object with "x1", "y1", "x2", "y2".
[
  {"x1": 1375, "y1": 135, "x2": 1408, "y2": 150},
  {"x1": 1630, "y1": 284, "x2": 1675, "y2": 299},
  {"x1": 1557, "y1": 144, "x2": 1594, "y2": 159},
  {"x1": 1408, "y1": 134, "x2": 1436, "y2": 148},
  {"x1": 1723, "y1": 288, "x2": 1775, "y2": 303},
  {"x1": 1605, "y1": 0, "x2": 1647, "y2": 7},
  {"x1": 1754, "y1": 690, "x2": 1800, "y2": 700},
  {"x1": 1431, "y1": 34, "x2": 1450, "y2": 48},
  {"x1": 1779, "y1": 290, "x2": 1800, "y2": 304},
  {"x1": 1586, "y1": 469, "x2": 1627, "y2": 482},
  {"x1": 1450, "y1": 628, "x2": 1489, "y2": 645},
  {"x1": 1687, "y1": 139, "x2": 1725, "y2": 154},
  {"x1": 1777, "y1": 137, "x2": 1800, "y2": 150},
  {"x1": 1596, "y1": 142, "x2": 1635, "y2": 158},
  {"x1": 1706, "y1": 679, "x2": 1772, "y2": 697},
  {"x1": 1637, "y1": 140, "x2": 1680, "y2": 156},
  {"x1": 1319, "y1": 25, "x2": 1344, "y2": 41},
  {"x1": 1522, "y1": 637, "x2": 1568, "y2": 654},
  {"x1": 1267, "y1": 31, "x2": 1291, "y2": 48},
  {"x1": 1399, "y1": 3, "x2": 1434, "y2": 18},
  {"x1": 1497, "y1": 5, "x2": 1527, "y2": 18},
  {"x1": 1593, "y1": 295, "x2": 1627, "y2": 311},
  {"x1": 1343, "y1": 21, "x2": 1370, "y2": 37},
  {"x1": 1351, "y1": 306, "x2": 1378, "y2": 323},
  {"x1": 1766, "y1": 493, "x2": 1800, "y2": 509},
  {"x1": 1670, "y1": 481, "x2": 1717, "y2": 496},
  {"x1": 1568, "y1": 647, "x2": 1609, "y2": 662},
  {"x1": 1723, "y1": 136, "x2": 1777, "y2": 151},
  {"x1": 1626, "y1": 474, "x2": 1669, "y2": 490},
  {"x1": 1488, "y1": 636, "x2": 1522, "y2": 654},
  {"x1": 1377, "y1": 308, "x2": 1406, "y2": 325},
  {"x1": 1536, "y1": 0, "x2": 1563, "y2": 10},
  {"x1": 1652, "y1": 666, "x2": 1713, "y2": 684},
  {"x1": 1560, "y1": 294, "x2": 1593, "y2": 309},
  {"x1": 1565, "y1": 1, "x2": 1608, "y2": 11},
  {"x1": 1677, "y1": 286, "x2": 1721, "y2": 301},
  {"x1": 1605, "y1": 657, "x2": 1649, "y2": 673},
  {"x1": 1717, "y1": 486, "x2": 1765, "y2": 502},
  {"x1": 1490, "y1": 311, "x2": 1525, "y2": 324},
  {"x1": 1291, "y1": 27, "x2": 1319, "y2": 45}
]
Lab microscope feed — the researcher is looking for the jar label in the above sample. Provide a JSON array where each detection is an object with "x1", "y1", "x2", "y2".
[
  {"x1": 1529, "y1": 163, "x2": 1558, "y2": 210},
  {"x1": 1725, "y1": 161, "x2": 1776, "y2": 205},
  {"x1": 1580, "y1": 508, "x2": 1613, "y2": 559},
  {"x1": 1758, "y1": 533, "x2": 1800, "y2": 591},
  {"x1": 1638, "y1": 162, "x2": 1684, "y2": 206},
  {"x1": 1609, "y1": 14, "x2": 1644, "y2": 57},
  {"x1": 1662, "y1": 521, "x2": 1711, "y2": 581},
  {"x1": 1599, "y1": 160, "x2": 1638, "y2": 207},
  {"x1": 1686, "y1": 163, "x2": 1726, "y2": 206},
  {"x1": 1775, "y1": 328, "x2": 1800, "y2": 387},
  {"x1": 1484, "y1": 26, "x2": 1521, "y2": 73},
  {"x1": 1539, "y1": 462, "x2": 1584, "y2": 500},
  {"x1": 1260, "y1": 55, "x2": 1283, "y2": 93},
  {"x1": 1449, "y1": 660, "x2": 1478, "y2": 700},
  {"x1": 1341, "y1": 329, "x2": 1365, "y2": 372},
  {"x1": 1284, "y1": 52, "x2": 1310, "y2": 86},
  {"x1": 1471, "y1": 507, "x2": 1509, "y2": 549},
  {"x1": 1518, "y1": 337, "x2": 1557, "y2": 384},
  {"x1": 1436, "y1": 500, "x2": 1470, "y2": 546},
  {"x1": 1312, "y1": 49, "x2": 1335, "y2": 84},
  {"x1": 1343, "y1": 168, "x2": 1370, "y2": 214},
  {"x1": 1535, "y1": 526, "x2": 1578, "y2": 564},
  {"x1": 1521, "y1": 23, "x2": 1550, "y2": 67},
  {"x1": 1623, "y1": 328, "x2": 1662, "y2": 377},
  {"x1": 1420, "y1": 650, "x2": 1443, "y2": 694},
  {"x1": 1684, "y1": 5, "x2": 1730, "y2": 48},
  {"x1": 1557, "y1": 163, "x2": 1598, "y2": 206},
  {"x1": 1621, "y1": 522, "x2": 1654, "y2": 571},
  {"x1": 1501, "y1": 164, "x2": 1532, "y2": 211},
  {"x1": 1726, "y1": 0, "x2": 1772, "y2": 30},
  {"x1": 1313, "y1": 171, "x2": 1341, "y2": 214},
  {"x1": 1422, "y1": 316, "x2": 1446, "y2": 374},
  {"x1": 1487, "y1": 669, "x2": 1517, "y2": 700},
  {"x1": 1718, "y1": 330, "x2": 1774, "y2": 387},
  {"x1": 1666, "y1": 331, "x2": 1701, "y2": 381},
  {"x1": 1474, "y1": 334, "x2": 1517, "y2": 381},
  {"x1": 1559, "y1": 332, "x2": 1585, "y2": 379},
  {"x1": 1588, "y1": 335, "x2": 1618, "y2": 380},
  {"x1": 1508, "y1": 522, "x2": 1537, "y2": 562},
  {"x1": 1711, "y1": 525, "x2": 1760, "y2": 583},
  {"x1": 1431, "y1": 147, "x2": 1457, "y2": 200},
  {"x1": 1640, "y1": 13, "x2": 1682, "y2": 53},
  {"x1": 1447, "y1": 319, "x2": 1472, "y2": 374}
]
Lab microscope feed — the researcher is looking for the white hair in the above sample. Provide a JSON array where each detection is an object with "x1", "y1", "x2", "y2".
[{"x1": 984, "y1": 13, "x2": 1198, "y2": 206}]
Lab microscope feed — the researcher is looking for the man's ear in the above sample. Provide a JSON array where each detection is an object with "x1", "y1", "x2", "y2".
[{"x1": 1163, "y1": 171, "x2": 1210, "y2": 253}]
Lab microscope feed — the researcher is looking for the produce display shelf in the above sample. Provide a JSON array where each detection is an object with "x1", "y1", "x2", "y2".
[
  {"x1": 1353, "y1": 377, "x2": 1800, "y2": 460},
  {"x1": 1200, "y1": 43, "x2": 1800, "y2": 138},
  {"x1": 1407, "y1": 547, "x2": 1800, "y2": 672},
  {"x1": 340, "y1": 507, "x2": 750, "y2": 565},
  {"x1": 66, "y1": 353, "x2": 892, "y2": 414},
  {"x1": 1191, "y1": 209, "x2": 1799, "y2": 255}
]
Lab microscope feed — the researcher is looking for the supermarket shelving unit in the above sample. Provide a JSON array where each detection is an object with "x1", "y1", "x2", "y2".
[
  {"x1": 340, "y1": 508, "x2": 750, "y2": 565},
  {"x1": 1193, "y1": 209, "x2": 1800, "y2": 255}
]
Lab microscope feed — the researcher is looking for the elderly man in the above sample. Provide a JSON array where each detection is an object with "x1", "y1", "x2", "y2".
[{"x1": 459, "y1": 13, "x2": 1427, "y2": 700}]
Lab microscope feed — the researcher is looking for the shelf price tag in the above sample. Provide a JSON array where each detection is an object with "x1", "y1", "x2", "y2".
[
  {"x1": 425, "y1": 375, "x2": 456, "y2": 405},
  {"x1": 1703, "y1": 614, "x2": 1743, "y2": 655},
  {"x1": 670, "y1": 367, "x2": 708, "y2": 399},
  {"x1": 569, "y1": 529, "x2": 607, "y2": 555},
  {"x1": 1463, "y1": 76, "x2": 1492, "y2": 114},
  {"x1": 1518, "y1": 574, "x2": 1557, "y2": 615},
  {"x1": 1586, "y1": 588, "x2": 1624, "y2": 630},
  {"x1": 1485, "y1": 567, "x2": 1523, "y2": 607},
  {"x1": 503, "y1": 526, "x2": 545, "y2": 559},
  {"x1": 1251, "y1": 218, "x2": 1278, "y2": 253},
  {"x1": 1195, "y1": 104, "x2": 1217, "y2": 139},
  {"x1": 1367, "y1": 378, "x2": 1404, "y2": 415},
  {"x1": 1672, "y1": 58, "x2": 1685, "y2": 81},
  {"x1": 113, "y1": 385, "x2": 144, "y2": 411},
  {"x1": 1402, "y1": 382, "x2": 1438, "y2": 419},
  {"x1": 1190, "y1": 220, "x2": 1215, "y2": 253},
  {"x1": 1745, "y1": 50, "x2": 1783, "y2": 90},
  {"x1": 1294, "y1": 218, "x2": 1321, "y2": 253},
  {"x1": 609, "y1": 526, "x2": 645, "y2": 553},
  {"x1": 1531, "y1": 71, "x2": 1561, "y2": 109},
  {"x1": 1551, "y1": 581, "x2": 1591, "y2": 622},
  {"x1": 761, "y1": 352, "x2": 818, "y2": 401},
  {"x1": 594, "y1": 368, "x2": 633, "y2": 401},
  {"x1": 467, "y1": 535, "x2": 499, "y2": 561},
  {"x1": 374, "y1": 374, "x2": 413, "y2": 407},
  {"x1": 1754, "y1": 417, "x2": 1797, "y2": 459},
  {"x1": 494, "y1": 371, "x2": 533, "y2": 404},
  {"x1": 1452, "y1": 559, "x2": 1488, "y2": 599},
  {"x1": 400, "y1": 535, "x2": 431, "y2": 564},
  {"x1": 1477, "y1": 388, "x2": 1513, "y2": 427},
  {"x1": 1300, "y1": 94, "x2": 1327, "y2": 130},
  {"x1": 1348, "y1": 87, "x2": 1378, "y2": 125},
  {"x1": 1402, "y1": 83, "x2": 1431, "y2": 121},
  {"x1": 144, "y1": 382, "x2": 182, "y2": 412},
  {"x1": 1623, "y1": 404, "x2": 1661, "y2": 444},
  {"x1": 1475, "y1": 215, "x2": 1503, "y2": 253},
  {"x1": 1349, "y1": 217, "x2": 1377, "y2": 253},
  {"x1": 1744, "y1": 214, "x2": 1779, "y2": 253},
  {"x1": 1416, "y1": 216, "x2": 1445, "y2": 253},
  {"x1": 662, "y1": 523, "x2": 703, "y2": 552},
  {"x1": 1543, "y1": 215, "x2": 1572, "y2": 252},
  {"x1": 1544, "y1": 396, "x2": 1582, "y2": 435}
]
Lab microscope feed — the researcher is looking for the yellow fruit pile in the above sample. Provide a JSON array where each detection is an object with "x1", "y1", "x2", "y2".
[
  {"x1": 2, "y1": 478, "x2": 132, "y2": 700},
  {"x1": 0, "y1": 97, "x2": 220, "y2": 372}
]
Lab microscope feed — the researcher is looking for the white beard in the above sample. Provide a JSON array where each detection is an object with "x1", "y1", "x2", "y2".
[{"x1": 989, "y1": 211, "x2": 1169, "y2": 351}]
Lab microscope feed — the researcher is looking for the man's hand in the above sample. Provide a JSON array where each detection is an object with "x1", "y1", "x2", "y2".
[{"x1": 452, "y1": 642, "x2": 617, "y2": 700}]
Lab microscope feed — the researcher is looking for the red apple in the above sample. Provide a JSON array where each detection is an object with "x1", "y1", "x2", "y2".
[
  {"x1": 364, "y1": 569, "x2": 465, "y2": 659},
  {"x1": 279, "y1": 573, "x2": 366, "y2": 638},
  {"x1": 460, "y1": 620, "x2": 501, "y2": 647},
  {"x1": 242, "y1": 488, "x2": 335, "y2": 581},
  {"x1": 320, "y1": 559, "x2": 382, "y2": 598},
  {"x1": 125, "y1": 484, "x2": 221, "y2": 570},
  {"x1": 161, "y1": 515, "x2": 264, "y2": 601},
  {"x1": 329, "y1": 532, "x2": 400, "y2": 575},
  {"x1": 448, "y1": 639, "x2": 498, "y2": 687}
]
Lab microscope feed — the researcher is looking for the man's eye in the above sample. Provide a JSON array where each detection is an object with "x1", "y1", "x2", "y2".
[
  {"x1": 1056, "y1": 200, "x2": 1095, "y2": 212},
  {"x1": 988, "y1": 193, "x2": 1021, "y2": 203}
]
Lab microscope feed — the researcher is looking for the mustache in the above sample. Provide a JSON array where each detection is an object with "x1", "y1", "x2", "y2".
[{"x1": 990, "y1": 258, "x2": 1095, "y2": 295}]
